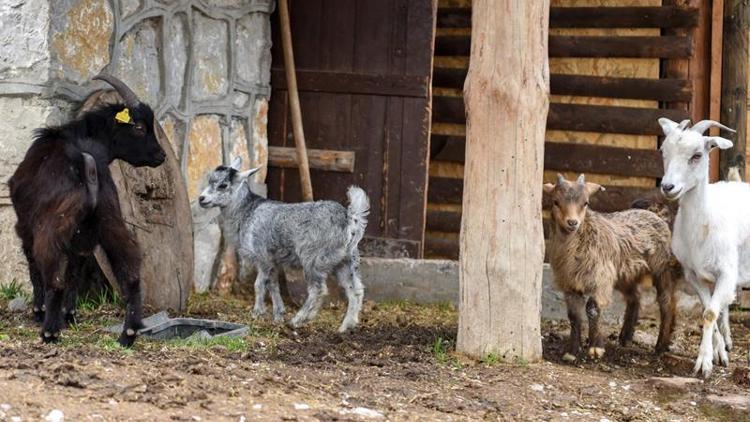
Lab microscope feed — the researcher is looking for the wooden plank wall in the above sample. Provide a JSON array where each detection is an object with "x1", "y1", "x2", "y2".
[{"x1": 426, "y1": 0, "x2": 700, "y2": 259}]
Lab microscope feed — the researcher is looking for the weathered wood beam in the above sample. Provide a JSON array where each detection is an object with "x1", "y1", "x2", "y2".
[
  {"x1": 436, "y1": 35, "x2": 692, "y2": 58},
  {"x1": 432, "y1": 97, "x2": 690, "y2": 135},
  {"x1": 457, "y1": 0, "x2": 547, "y2": 360},
  {"x1": 429, "y1": 176, "x2": 654, "y2": 213},
  {"x1": 271, "y1": 69, "x2": 429, "y2": 98},
  {"x1": 433, "y1": 68, "x2": 692, "y2": 102},
  {"x1": 431, "y1": 138, "x2": 664, "y2": 178},
  {"x1": 437, "y1": 7, "x2": 700, "y2": 29},
  {"x1": 268, "y1": 146, "x2": 355, "y2": 173},
  {"x1": 719, "y1": 0, "x2": 749, "y2": 179}
]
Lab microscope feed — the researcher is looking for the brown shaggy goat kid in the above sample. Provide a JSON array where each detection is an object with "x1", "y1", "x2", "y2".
[{"x1": 544, "y1": 174, "x2": 677, "y2": 362}]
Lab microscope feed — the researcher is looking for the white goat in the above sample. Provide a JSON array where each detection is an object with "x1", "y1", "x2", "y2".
[{"x1": 658, "y1": 117, "x2": 750, "y2": 377}]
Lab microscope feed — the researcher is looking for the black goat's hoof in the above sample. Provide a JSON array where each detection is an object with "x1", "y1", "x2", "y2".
[
  {"x1": 118, "y1": 331, "x2": 137, "y2": 348},
  {"x1": 41, "y1": 330, "x2": 60, "y2": 344}
]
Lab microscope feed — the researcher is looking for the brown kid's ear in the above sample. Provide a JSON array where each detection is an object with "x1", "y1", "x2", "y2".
[
  {"x1": 543, "y1": 183, "x2": 555, "y2": 194},
  {"x1": 584, "y1": 182, "x2": 604, "y2": 197}
]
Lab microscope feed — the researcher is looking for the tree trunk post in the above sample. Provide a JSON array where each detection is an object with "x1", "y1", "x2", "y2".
[
  {"x1": 457, "y1": 1, "x2": 550, "y2": 361},
  {"x1": 720, "y1": 0, "x2": 749, "y2": 180}
]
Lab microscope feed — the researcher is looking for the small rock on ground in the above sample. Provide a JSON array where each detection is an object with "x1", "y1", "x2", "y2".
[
  {"x1": 704, "y1": 394, "x2": 750, "y2": 411},
  {"x1": 8, "y1": 297, "x2": 27, "y2": 313},
  {"x1": 647, "y1": 376, "x2": 701, "y2": 394},
  {"x1": 44, "y1": 409, "x2": 64, "y2": 422}
]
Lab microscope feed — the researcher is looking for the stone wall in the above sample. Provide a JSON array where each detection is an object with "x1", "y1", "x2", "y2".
[{"x1": 0, "y1": 0, "x2": 273, "y2": 288}]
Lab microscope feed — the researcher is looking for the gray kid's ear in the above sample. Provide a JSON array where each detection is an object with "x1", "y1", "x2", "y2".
[
  {"x1": 237, "y1": 166, "x2": 262, "y2": 181},
  {"x1": 584, "y1": 182, "x2": 604, "y2": 197},
  {"x1": 704, "y1": 136, "x2": 733, "y2": 151},
  {"x1": 658, "y1": 117, "x2": 679, "y2": 136},
  {"x1": 543, "y1": 183, "x2": 555, "y2": 194},
  {"x1": 230, "y1": 156, "x2": 242, "y2": 171}
]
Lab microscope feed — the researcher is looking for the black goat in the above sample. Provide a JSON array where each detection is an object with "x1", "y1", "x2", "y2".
[{"x1": 8, "y1": 74, "x2": 166, "y2": 346}]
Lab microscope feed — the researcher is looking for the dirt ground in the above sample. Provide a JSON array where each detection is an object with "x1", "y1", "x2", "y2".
[{"x1": 1, "y1": 292, "x2": 749, "y2": 421}]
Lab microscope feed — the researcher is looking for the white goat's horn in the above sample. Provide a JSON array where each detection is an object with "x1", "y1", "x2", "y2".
[
  {"x1": 691, "y1": 120, "x2": 736, "y2": 135},
  {"x1": 677, "y1": 119, "x2": 691, "y2": 130},
  {"x1": 556, "y1": 173, "x2": 565, "y2": 184},
  {"x1": 577, "y1": 174, "x2": 585, "y2": 184}
]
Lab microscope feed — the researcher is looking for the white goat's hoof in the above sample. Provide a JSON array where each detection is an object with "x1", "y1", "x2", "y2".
[
  {"x1": 693, "y1": 354, "x2": 714, "y2": 378},
  {"x1": 562, "y1": 353, "x2": 577, "y2": 363},
  {"x1": 587, "y1": 347, "x2": 605, "y2": 359},
  {"x1": 251, "y1": 309, "x2": 266, "y2": 320},
  {"x1": 272, "y1": 314, "x2": 285, "y2": 324}
]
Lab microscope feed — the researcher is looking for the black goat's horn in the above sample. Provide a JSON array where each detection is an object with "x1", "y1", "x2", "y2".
[{"x1": 93, "y1": 73, "x2": 140, "y2": 109}]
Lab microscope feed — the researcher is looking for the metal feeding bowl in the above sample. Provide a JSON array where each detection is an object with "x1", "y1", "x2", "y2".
[{"x1": 105, "y1": 311, "x2": 248, "y2": 340}]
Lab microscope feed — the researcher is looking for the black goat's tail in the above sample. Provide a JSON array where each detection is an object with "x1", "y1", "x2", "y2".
[{"x1": 81, "y1": 153, "x2": 99, "y2": 210}]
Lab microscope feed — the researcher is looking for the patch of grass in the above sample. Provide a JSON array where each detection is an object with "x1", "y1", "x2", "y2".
[
  {"x1": 481, "y1": 353, "x2": 502, "y2": 366},
  {"x1": 77, "y1": 288, "x2": 121, "y2": 312},
  {"x1": 0, "y1": 280, "x2": 28, "y2": 301},
  {"x1": 166, "y1": 334, "x2": 249, "y2": 353},
  {"x1": 431, "y1": 335, "x2": 453, "y2": 364},
  {"x1": 380, "y1": 299, "x2": 412, "y2": 311}
]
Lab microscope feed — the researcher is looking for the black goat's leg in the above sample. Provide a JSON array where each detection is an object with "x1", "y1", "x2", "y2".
[
  {"x1": 22, "y1": 245, "x2": 45, "y2": 323},
  {"x1": 62, "y1": 268, "x2": 79, "y2": 326},
  {"x1": 40, "y1": 256, "x2": 69, "y2": 343},
  {"x1": 99, "y1": 219, "x2": 143, "y2": 347}
]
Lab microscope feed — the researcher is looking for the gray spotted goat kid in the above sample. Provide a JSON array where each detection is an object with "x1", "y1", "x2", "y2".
[{"x1": 198, "y1": 157, "x2": 370, "y2": 332}]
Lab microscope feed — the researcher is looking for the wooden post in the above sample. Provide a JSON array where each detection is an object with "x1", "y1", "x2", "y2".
[
  {"x1": 279, "y1": 0, "x2": 314, "y2": 201},
  {"x1": 457, "y1": 1, "x2": 549, "y2": 360},
  {"x1": 720, "y1": 0, "x2": 749, "y2": 180}
]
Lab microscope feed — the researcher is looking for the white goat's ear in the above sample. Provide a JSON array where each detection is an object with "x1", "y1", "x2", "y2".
[
  {"x1": 584, "y1": 182, "x2": 604, "y2": 197},
  {"x1": 237, "y1": 166, "x2": 261, "y2": 181},
  {"x1": 704, "y1": 136, "x2": 733, "y2": 151},
  {"x1": 229, "y1": 156, "x2": 242, "y2": 170},
  {"x1": 658, "y1": 118, "x2": 679, "y2": 136},
  {"x1": 543, "y1": 183, "x2": 555, "y2": 194}
]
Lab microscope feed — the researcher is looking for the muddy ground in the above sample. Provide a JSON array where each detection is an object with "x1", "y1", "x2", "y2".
[{"x1": 0, "y1": 292, "x2": 749, "y2": 421}]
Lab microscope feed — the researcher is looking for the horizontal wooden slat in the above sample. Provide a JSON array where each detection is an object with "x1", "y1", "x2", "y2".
[
  {"x1": 437, "y1": 7, "x2": 699, "y2": 29},
  {"x1": 268, "y1": 147, "x2": 355, "y2": 173},
  {"x1": 424, "y1": 235, "x2": 459, "y2": 260},
  {"x1": 547, "y1": 103, "x2": 690, "y2": 135},
  {"x1": 551, "y1": 75, "x2": 692, "y2": 102},
  {"x1": 545, "y1": 142, "x2": 663, "y2": 178},
  {"x1": 429, "y1": 176, "x2": 655, "y2": 212},
  {"x1": 430, "y1": 134, "x2": 464, "y2": 161},
  {"x1": 434, "y1": 68, "x2": 691, "y2": 102},
  {"x1": 435, "y1": 35, "x2": 692, "y2": 58},
  {"x1": 431, "y1": 137, "x2": 664, "y2": 179},
  {"x1": 426, "y1": 210, "x2": 462, "y2": 232},
  {"x1": 437, "y1": 7, "x2": 471, "y2": 28},
  {"x1": 433, "y1": 67, "x2": 466, "y2": 89},
  {"x1": 550, "y1": 7, "x2": 699, "y2": 29},
  {"x1": 550, "y1": 35, "x2": 693, "y2": 58},
  {"x1": 433, "y1": 97, "x2": 689, "y2": 135},
  {"x1": 271, "y1": 69, "x2": 428, "y2": 98},
  {"x1": 428, "y1": 212, "x2": 552, "y2": 237},
  {"x1": 432, "y1": 96, "x2": 465, "y2": 124}
]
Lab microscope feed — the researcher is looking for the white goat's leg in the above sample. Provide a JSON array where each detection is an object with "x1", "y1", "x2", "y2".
[
  {"x1": 694, "y1": 270, "x2": 736, "y2": 377},
  {"x1": 710, "y1": 275, "x2": 736, "y2": 367},
  {"x1": 267, "y1": 267, "x2": 286, "y2": 323},
  {"x1": 718, "y1": 304, "x2": 733, "y2": 352},
  {"x1": 252, "y1": 267, "x2": 270, "y2": 319},
  {"x1": 336, "y1": 260, "x2": 364, "y2": 333}
]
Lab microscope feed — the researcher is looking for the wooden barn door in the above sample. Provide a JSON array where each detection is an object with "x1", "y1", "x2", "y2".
[{"x1": 266, "y1": 1, "x2": 436, "y2": 259}]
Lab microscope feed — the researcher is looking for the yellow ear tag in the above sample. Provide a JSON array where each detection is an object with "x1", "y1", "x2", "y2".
[{"x1": 115, "y1": 108, "x2": 133, "y2": 124}]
